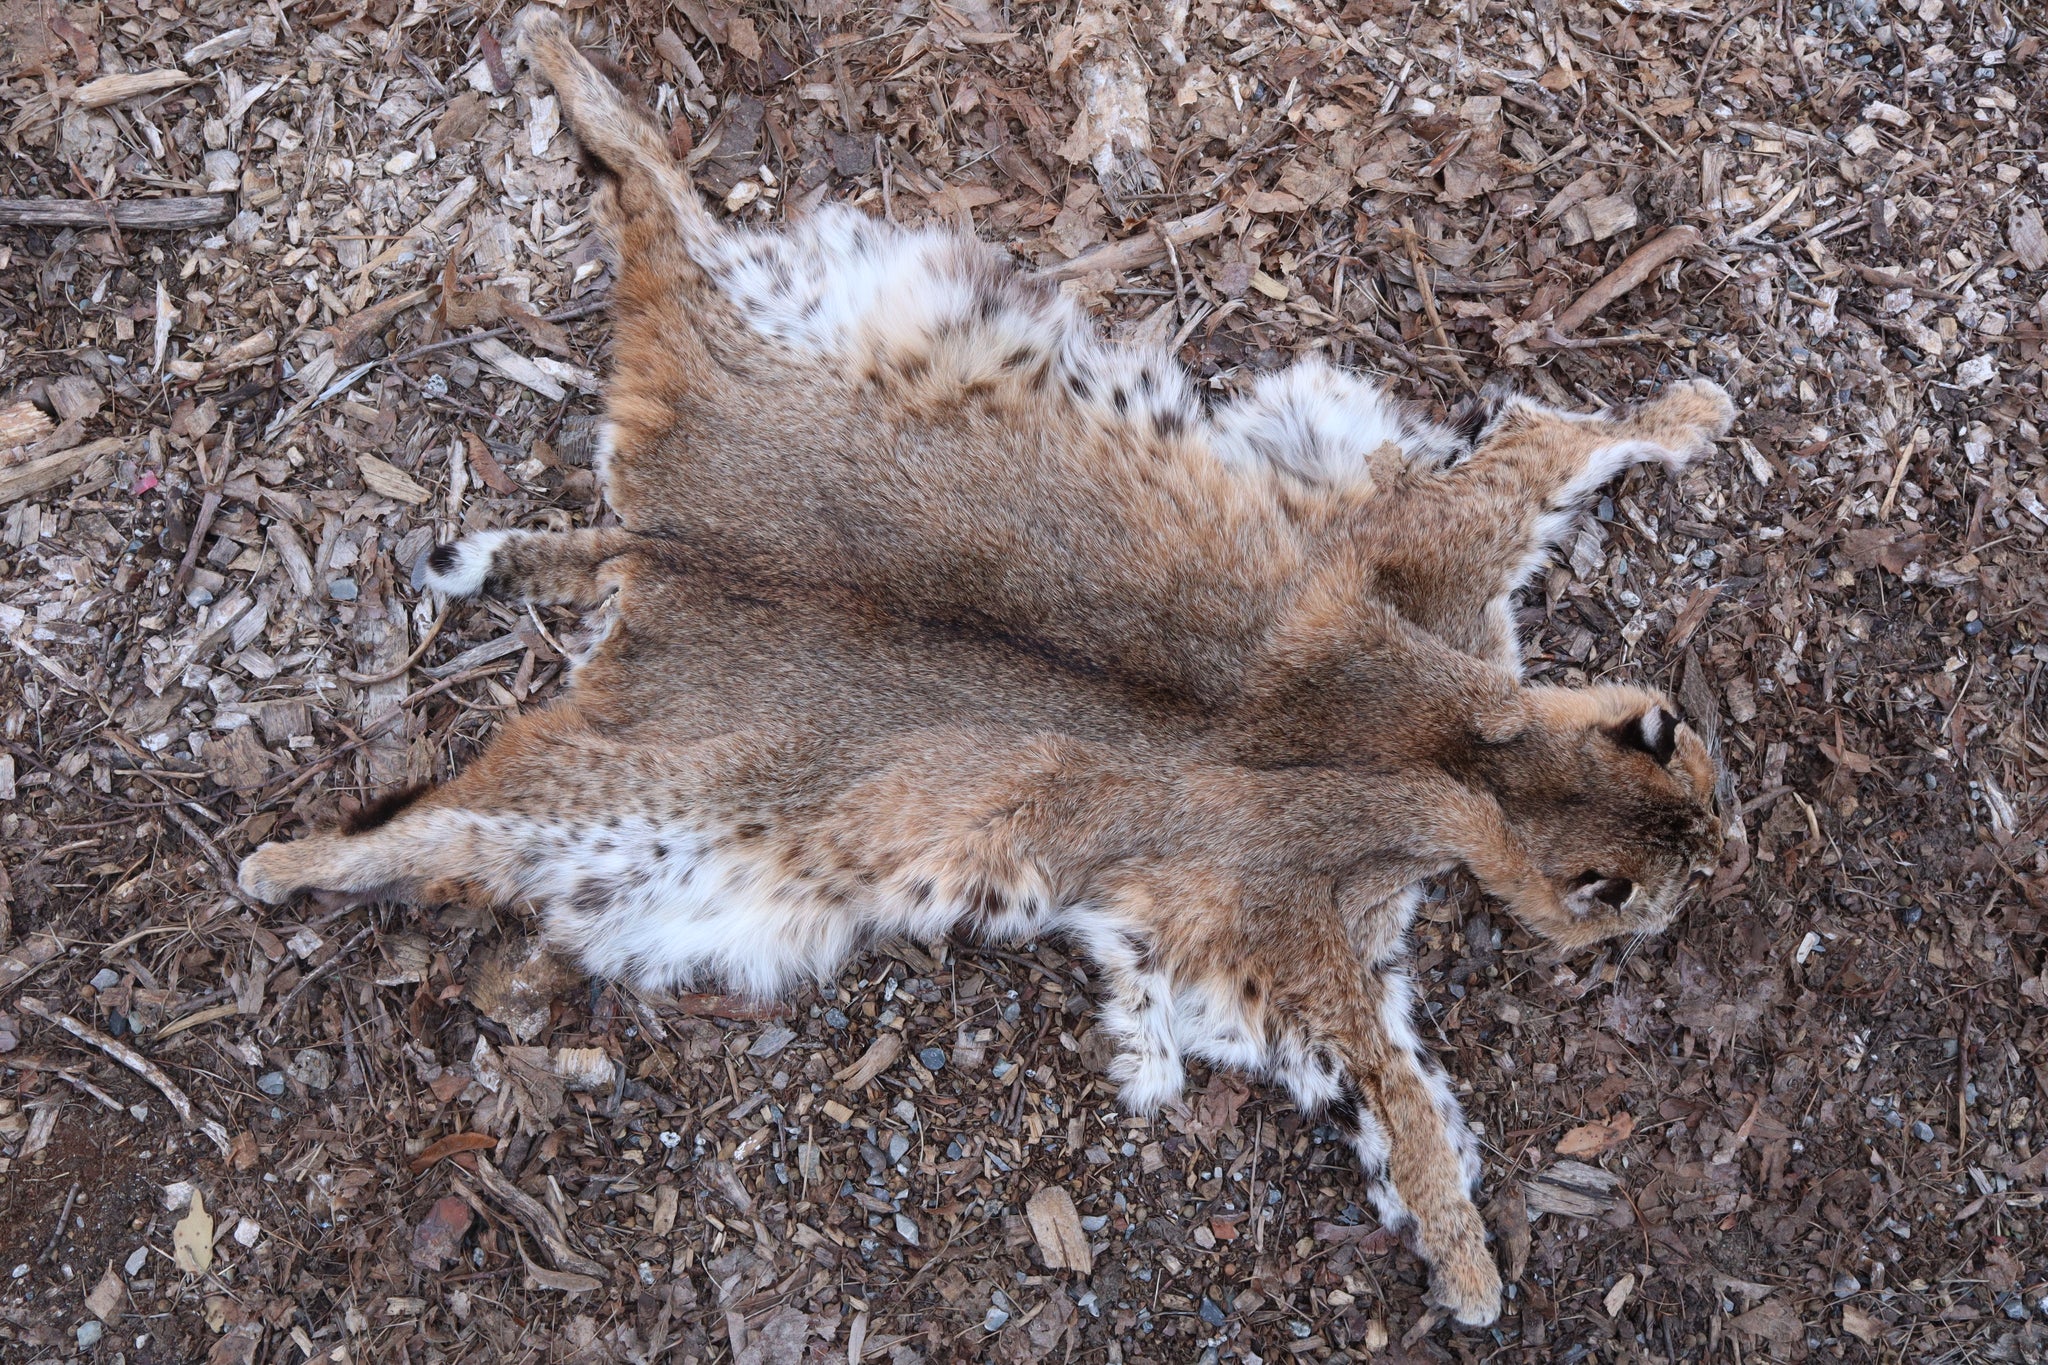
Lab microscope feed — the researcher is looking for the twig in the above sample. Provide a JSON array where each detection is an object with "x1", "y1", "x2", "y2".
[
  {"x1": 58, "y1": 1068, "x2": 128, "y2": 1113},
  {"x1": 1398, "y1": 217, "x2": 1473, "y2": 389},
  {"x1": 172, "y1": 421, "x2": 234, "y2": 596},
  {"x1": 377, "y1": 299, "x2": 611, "y2": 369},
  {"x1": 338, "y1": 609, "x2": 448, "y2": 685},
  {"x1": 161, "y1": 804, "x2": 268, "y2": 914},
  {"x1": 1539, "y1": 226, "x2": 1705, "y2": 341},
  {"x1": 463, "y1": 1155, "x2": 609, "y2": 1278},
  {"x1": 40, "y1": 1181, "x2": 80, "y2": 1264},
  {"x1": 1541, "y1": 327, "x2": 1682, "y2": 350},
  {"x1": 267, "y1": 924, "x2": 374, "y2": 1029},
  {"x1": 15, "y1": 997, "x2": 232, "y2": 1157},
  {"x1": 1039, "y1": 204, "x2": 1231, "y2": 283}
]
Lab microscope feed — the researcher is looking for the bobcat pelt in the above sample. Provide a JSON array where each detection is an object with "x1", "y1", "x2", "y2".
[{"x1": 240, "y1": 8, "x2": 1732, "y2": 1326}]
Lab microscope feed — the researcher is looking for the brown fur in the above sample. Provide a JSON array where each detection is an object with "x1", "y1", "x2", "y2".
[{"x1": 238, "y1": 8, "x2": 1734, "y2": 1326}]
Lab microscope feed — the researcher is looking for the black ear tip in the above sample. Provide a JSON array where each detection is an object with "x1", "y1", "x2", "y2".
[{"x1": 1614, "y1": 706, "x2": 1679, "y2": 765}]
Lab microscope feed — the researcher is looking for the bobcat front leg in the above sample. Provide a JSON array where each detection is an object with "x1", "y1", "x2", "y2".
[
  {"x1": 413, "y1": 528, "x2": 643, "y2": 606},
  {"x1": 1270, "y1": 924, "x2": 1501, "y2": 1326},
  {"x1": 1358, "y1": 379, "x2": 1734, "y2": 667}
]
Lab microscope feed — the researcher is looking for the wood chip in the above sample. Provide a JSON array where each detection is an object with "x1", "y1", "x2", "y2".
[
  {"x1": 472, "y1": 337, "x2": 567, "y2": 401},
  {"x1": 1025, "y1": 1185, "x2": 1093, "y2": 1273},
  {"x1": 0, "y1": 437, "x2": 121, "y2": 508},
  {"x1": 833, "y1": 1032, "x2": 902, "y2": 1089},
  {"x1": 357, "y1": 453, "x2": 432, "y2": 505},
  {"x1": 71, "y1": 70, "x2": 193, "y2": 108}
]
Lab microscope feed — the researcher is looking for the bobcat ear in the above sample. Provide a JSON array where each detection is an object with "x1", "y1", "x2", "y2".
[{"x1": 1612, "y1": 706, "x2": 1679, "y2": 765}]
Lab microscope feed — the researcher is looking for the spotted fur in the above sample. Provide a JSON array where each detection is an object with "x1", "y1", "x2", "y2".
[{"x1": 238, "y1": 8, "x2": 1734, "y2": 1329}]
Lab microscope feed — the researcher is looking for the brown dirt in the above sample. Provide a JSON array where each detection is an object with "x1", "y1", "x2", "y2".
[{"x1": 3, "y1": 0, "x2": 2048, "y2": 1361}]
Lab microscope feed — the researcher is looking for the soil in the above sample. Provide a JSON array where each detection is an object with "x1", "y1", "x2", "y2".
[{"x1": 3, "y1": 0, "x2": 2048, "y2": 1361}]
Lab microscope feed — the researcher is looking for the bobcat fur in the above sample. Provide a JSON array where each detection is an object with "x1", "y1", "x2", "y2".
[{"x1": 240, "y1": 8, "x2": 1732, "y2": 1326}]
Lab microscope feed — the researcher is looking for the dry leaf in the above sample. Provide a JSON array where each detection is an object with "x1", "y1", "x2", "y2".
[
  {"x1": 1555, "y1": 1111, "x2": 1635, "y2": 1157},
  {"x1": 357, "y1": 454, "x2": 431, "y2": 505},
  {"x1": 1840, "y1": 1303, "x2": 1882, "y2": 1344},
  {"x1": 1025, "y1": 1185, "x2": 1092, "y2": 1273},
  {"x1": 2010, "y1": 205, "x2": 2048, "y2": 272},
  {"x1": 85, "y1": 1265, "x2": 125, "y2": 1322},
  {"x1": 726, "y1": 14, "x2": 762, "y2": 62},
  {"x1": 1604, "y1": 1272, "x2": 1635, "y2": 1317},
  {"x1": 173, "y1": 1190, "x2": 214, "y2": 1274}
]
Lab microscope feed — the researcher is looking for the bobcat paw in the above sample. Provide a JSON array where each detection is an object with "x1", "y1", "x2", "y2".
[
  {"x1": 237, "y1": 843, "x2": 301, "y2": 905},
  {"x1": 510, "y1": 4, "x2": 570, "y2": 60},
  {"x1": 1427, "y1": 1249, "x2": 1504, "y2": 1328},
  {"x1": 1640, "y1": 379, "x2": 1736, "y2": 466},
  {"x1": 413, "y1": 531, "x2": 510, "y2": 597}
]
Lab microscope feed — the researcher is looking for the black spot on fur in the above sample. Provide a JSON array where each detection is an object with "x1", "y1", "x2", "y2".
[
  {"x1": 1111, "y1": 387, "x2": 1128, "y2": 414},
  {"x1": 735, "y1": 823, "x2": 767, "y2": 841},
  {"x1": 1312, "y1": 1044, "x2": 1338, "y2": 1078},
  {"x1": 1065, "y1": 373, "x2": 1088, "y2": 399},
  {"x1": 569, "y1": 881, "x2": 612, "y2": 918},
  {"x1": 909, "y1": 880, "x2": 934, "y2": 905},
  {"x1": 1242, "y1": 977, "x2": 1261, "y2": 1001},
  {"x1": 342, "y1": 783, "x2": 429, "y2": 835},
  {"x1": 900, "y1": 354, "x2": 931, "y2": 383},
  {"x1": 652, "y1": 842, "x2": 669, "y2": 859},
  {"x1": 978, "y1": 293, "x2": 1002, "y2": 322},
  {"x1": 1002, "y1": 347, "x2": 1035, "y2": 371},
  {"x1": 426, "y1": 543, "x2": 462, "y2": 577},
  {"x1": 1327, "y1": 1084, "x2": 1363, "y2": 1137},
  {"x1": 1156, "y1": 410, "x2": 1185, "y2": 437},
  {"x1": 965, "y1": 882, "x2": 1005, "y2": 921},
  {"x1": 576, "y1": 145, "x2": 621, "y2": 187}
]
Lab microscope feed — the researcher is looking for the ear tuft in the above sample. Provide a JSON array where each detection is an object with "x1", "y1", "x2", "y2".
[{"x1": 1614, "y1": 705, "x2": 1679, "y2": 765}]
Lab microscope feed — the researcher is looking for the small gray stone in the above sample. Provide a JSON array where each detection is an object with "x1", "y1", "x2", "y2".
[
  {"x1": 747, "y1": 1025, "x2": 796, "y2": 1058},
  {"x1": 982, "y1": 1306, "x2": 1010, "y2": 1332},
  {"x1": 77, "y1": 1320, "x2": 104, "y2": 1349},
  {"x1": 918, "y1": 1046, "x2": 947, "y2": 1072},
  {"x1": 1199, "y1": 1298, "x2": 1226, "y2": 1327},
  {"x1": 1911, "y1": 1120, "x2": 1937, "y2": 1142},
  {"x1": 327, "y1": 577, "x2": 358, "y2": 601},
  {"x1": 256, "y1": 1071, "x2": 286, "y2": 1097}
]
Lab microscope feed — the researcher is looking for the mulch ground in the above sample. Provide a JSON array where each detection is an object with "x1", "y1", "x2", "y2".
[{"x1": 3, "y1": 0, "x2": 2048, "y2": 1360}]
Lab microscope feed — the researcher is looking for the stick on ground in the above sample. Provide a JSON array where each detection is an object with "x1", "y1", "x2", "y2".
[
  {"x1": 0, "y1": 196, "x2": 234, "y2": 230},
  {"x1": 16, "y1": 997, "x2": 233, "y2": 1157}
]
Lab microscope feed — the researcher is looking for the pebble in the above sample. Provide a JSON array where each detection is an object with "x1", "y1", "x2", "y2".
[
  {"x1": 327, "y1": 577, "x2": 358, "y2": 601},
  {"x1": 1832, "y1": 1273, "x2": 1862, "y2": 1299},
  {"x1": 983, "y1": 1306, "x2": 1010, "y2": 1332},
  {"x1": 918, "y1": 1046, "x2": 947, "y2": 1072},
  {"x1": 823, "y1": 1008, "x2": 849, "y2": 1030},
  {"x1": 76, "y1": 1321, "x2": 103, "y2": 1350},
  {"x1": 1911, "y1": 1120, "x2": 1937, "y2": 1142},
  {"x1": 1200, "y1": 1298, "x2": 1227, "y2": 1327},
  {"x1": 257, "y1": 1071, "x2": 286, "y2": 1097}
]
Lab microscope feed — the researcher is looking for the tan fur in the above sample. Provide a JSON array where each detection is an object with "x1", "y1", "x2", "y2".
[{"x1": 238, "y1": 8, "x2": 1733, "y2": 1326}]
